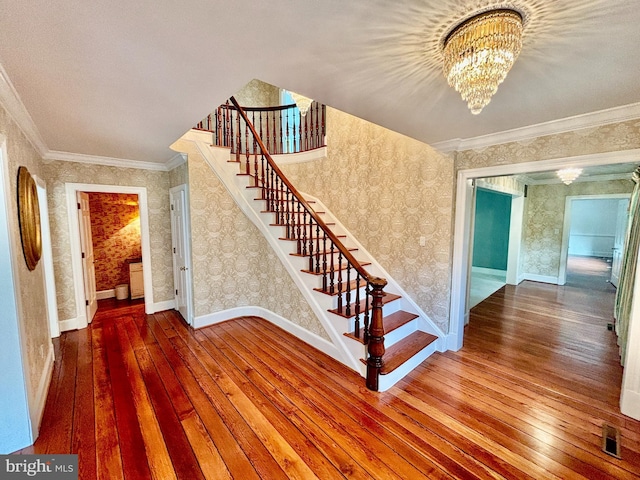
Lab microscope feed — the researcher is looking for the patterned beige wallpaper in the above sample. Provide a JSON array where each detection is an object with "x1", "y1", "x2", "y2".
[
  {"x1": 455, "y1": 119, "x2": 640, "y2": 170},
  {"x1": 234, "y1": 79, "x2": 281, "y2": 107},
  {"x1": 523, "y1": 180, "x2": 633, "y2": 278},
  {"x1": 43, "y1": 161, "x2": 174, "y2": 320},
  {"x1": 280, "y1": 107, "x2": 454, "y2": 330},
  {"x1": 187, "y1": 149, "x2": 328, "y2": 339},
  {"x1": 0, "y1": 104, "x2": 50, "y2": 400},
  {"x1": 169, "y1": 161, "x2": 188, "y2": 188},
  {"x1": 88, "y1": 193, "x2": 142, "y2": 291}
]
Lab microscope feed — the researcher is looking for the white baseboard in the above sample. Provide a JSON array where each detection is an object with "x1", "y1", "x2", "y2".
[
  {"x1": 471, "y1": 266, "x2": 507, "y2": 276},
  {"x1": 194, "y1": 306, "x2": 341, "y2": 362},
  {"x1": 522, "y1": 273, "x2": 559, "y2": 285},
  {"x1": 30, "y1": 343, "x2": 55, "y2": 440},
  {"x1": 59, "y1": 317, "x2": 79, "y2": 332},
  {"x1": 443, "y1": 332, "x2": 463, "y2": 352},
  {"x1": 152, "y1": 299, "x2": 175, "y2": 313},
  {"x1": 96, "y1": 289, "x2": 115, "y2": 300},
  {"x1": 621, "y1": 389, "x2": 640, "y2": 420}
]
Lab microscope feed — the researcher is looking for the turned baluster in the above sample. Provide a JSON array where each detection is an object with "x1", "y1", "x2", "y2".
[
  {"x1": 301, "y1": 210, "x2": 308, "y2": 256},
  {"x1": 269, "y1": 167, "x2": 275, "y2": 212},
  {"x1": 260, "y1": 155, "x2": 266, "y2": 199},
  {"x1": 321, "y1": 234, "x2": 328, "y2": 292},
  {"x1": 337, "y1": 252, "x2": 343, "y2": 312},
  {"x1": 345, "y1": 261, "x2": 352, "y2": 316},
  {"x1": 295, "y1": 202, "x2": 302, "y2": 254},
  {"x1": 279, "y1": 180, "x2": 286, "y2": 225},
  {"x1": 364, "y1": 284, "x2": 371, "y2": 344},
  {"x1": 315, "y1": 223, "x2": 321, "y2": 274},
  {"x1": 354, "y1": 274, "x2": 362, "y2": 338},
  {"x1": 366, "y1": 278, "x2": 388, "y2": 391},
  {"x1": 285, "y1": 191, "x2": 292, "y2": 238},
  {"x1": 329, "y1": 243, "x2": 335, "y2": 294},
  {"x1": 308, "y1": 218, "x2": 315, "y2": 271}
]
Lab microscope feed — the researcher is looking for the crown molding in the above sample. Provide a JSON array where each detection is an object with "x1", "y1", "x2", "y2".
[
  {"x1": 165, "y1": 152, "x2": 187, "y2": 170},
  {"x1": 0, "y1": 63, "x2": 48, "y2": 156},
  {"x1": 43, "y1": 150, "x2": 169, "y2": 171},
  {"x1": 433, "y1": 102, "x2": 640, "y2": 153}
]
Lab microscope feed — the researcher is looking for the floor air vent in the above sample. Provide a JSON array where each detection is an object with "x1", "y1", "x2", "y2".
[{"x1": 602, "y1": 423, "x2": 621, "y2": 458}]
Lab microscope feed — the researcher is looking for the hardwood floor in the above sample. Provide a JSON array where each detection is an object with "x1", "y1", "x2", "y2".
[{"x1": 16, "y1": 281, "x2": 640, "y2": 479}]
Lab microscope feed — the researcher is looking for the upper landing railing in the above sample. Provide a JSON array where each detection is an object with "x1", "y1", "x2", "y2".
[{"x1": 195, "y1": 101, "x2": 326, "y2": 156}]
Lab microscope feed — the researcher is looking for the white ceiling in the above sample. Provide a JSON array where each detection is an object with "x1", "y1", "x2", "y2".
[{"x1": 1, "y1": 0, "x2": 639, "y2": 167}]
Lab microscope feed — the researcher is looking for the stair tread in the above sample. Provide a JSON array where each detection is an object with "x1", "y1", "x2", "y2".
[
  {"x1": 292, "y1": 247, "x2": 357, "y2": 258},
  {"x1": 279, "y1": 235, "x2": 346, "y2": 242},
  {"x1": 302, "y1": 261, "x2": 371, "y2": 276},
  {"x1": 344, "y1": 310, "x2": 419, "y2": 343},
  {"x1": 328, "y1": 292, "x2": 401, "y2": 319},
  {"x1": 262, "y1": 210, "x2": 325, "y2": 215},
  {"x1": 379, "y1": 331, "x2": 438, "y2": 375},
  {"x1": 314, "y1": 277, "x2": 363, "y2": 296},
  {"x1": 271, "y1": 222, "x2": 335, "y2": 227}
]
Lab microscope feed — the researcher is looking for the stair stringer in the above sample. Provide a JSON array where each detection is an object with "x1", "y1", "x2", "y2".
[{"x1": 172, "y1": 130, "x2": 364, "y2": 373}]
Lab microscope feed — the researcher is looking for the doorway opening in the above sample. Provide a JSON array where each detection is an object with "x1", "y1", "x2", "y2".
[{"x1": 64, "y1": 183, "x2": 154, "y2": 331}]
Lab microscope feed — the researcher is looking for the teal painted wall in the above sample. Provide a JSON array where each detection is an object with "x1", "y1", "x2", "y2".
[{"x1": 472, "y1": 188, "x2": 512, "y2": 270}]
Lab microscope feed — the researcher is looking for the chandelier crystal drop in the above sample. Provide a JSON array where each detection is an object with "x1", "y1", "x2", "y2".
[
  {"x1": 443, "y1": 9, "x2": 523, "y2": 115},
  {"x1": 557, "y1": 168, "x2": 582, "y2": 185},
  {"x1": 288, "y1": 91, "x2": 314, "y2": 117}
]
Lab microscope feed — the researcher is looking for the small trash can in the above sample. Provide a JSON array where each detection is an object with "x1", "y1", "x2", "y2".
[{"x1": 115, "y1": 284, "x2": 129, "y2": 300}]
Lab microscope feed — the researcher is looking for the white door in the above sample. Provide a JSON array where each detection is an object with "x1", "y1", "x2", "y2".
[
  {"x1": 77, "y1": 192, "x2": 97, "y2": 322},
  {"x1": 170, "y1": 185, "x2": 193, "y2": 324},
  {"x1": 611, "y1": 198, "x2": 630, "y2": 287}
]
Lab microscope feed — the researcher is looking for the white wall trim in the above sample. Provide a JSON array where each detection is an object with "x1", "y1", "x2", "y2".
[
  {"x1": 152, "y1": 299, "x2": 176, "y2": 313},
  {"x1": 521, "y1": 274, "x2": 559, "y2": 285},
  {"x1": 433, "y1": 102, "x2": 640, "y2": 153},
  {"x1": 0, "y1": 64, "x2": 47, "y2": 157},
  {"x1": 452, "y1": 150, "x2": 640, "y2": 336},
  {"x1": 194, "y1": 306, "x2": 342, "y2": 362},
  {"x1": 272, "y1": 147, "x2": 327, "y2": 165},
  {"x1": 46, "y1": 150, "x2": 170, "y2": 172},
  {"x1": 471, "y1": 267, "x2": 506, "y2": 277},
  {"x1": 559, "y1": 193, "x2": 630, "y2": 285},
  {"x1": 65, "y1": 183, "x2": 155, "y2": 329},
  {"x1": 96, "y1": 289, "x2": 115, "y2": 300},
  {"x1": 59, "y1": 317, "x2": 80, "y2": 333},
  {"x1": 30, "y1": 343, "x2": 54, "y2": 439},
  {"x1": 620, "y1": 244, "x2": 640, "y2": 420},
  {"x1": 165, "y1": 153, "x2": 187, "y2": 170},
  {"x1": 34, "y1": 176, "x2": 59, "y2": 339}
]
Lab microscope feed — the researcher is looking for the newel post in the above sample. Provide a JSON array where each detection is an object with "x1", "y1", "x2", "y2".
[{"x1": 366, "y1": 277, "x2": 387, "y2": 391}]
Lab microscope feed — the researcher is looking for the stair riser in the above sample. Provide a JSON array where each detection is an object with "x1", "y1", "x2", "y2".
[
  {"x1": 377, "y1": 342, "x2": 438, "y2": 392},
  {"x1": 337, "y1": 297, "x2": 402, "y2": 321},
  {"x1": 382, "y1": 320, "x2": 419, "y2": 348}
]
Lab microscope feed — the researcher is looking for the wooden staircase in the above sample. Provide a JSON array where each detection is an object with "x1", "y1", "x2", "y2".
[
  {"x1": 175, "y1": 97, "x2": 445, "y2": 391},
  {"x1": 235, "y1": 159, "x2": 440, "y2": 389}
]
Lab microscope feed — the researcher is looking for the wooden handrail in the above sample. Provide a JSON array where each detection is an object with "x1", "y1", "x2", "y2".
[
  {"x1": 230, "y1": 97, "x2": 383, "y2": 288},
  {"x1": 228, "y1": 96, "x2": 387, "y2": 390}
]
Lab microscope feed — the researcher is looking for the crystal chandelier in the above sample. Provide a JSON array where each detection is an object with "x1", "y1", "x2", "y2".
[
  {"x1": 443, "y1": 9, "x2": 523, "y2": 114},
  {"x1": 557, "y1": 168, "x2": 582, "y2": 185},
  {"x1": 288, "y1": 91, "x2": 314, "y2": 117}
]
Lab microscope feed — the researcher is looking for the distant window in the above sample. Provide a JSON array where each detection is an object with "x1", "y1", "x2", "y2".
[{"x1": 280, "y1": 90, "x2": 300, "y2": 153}]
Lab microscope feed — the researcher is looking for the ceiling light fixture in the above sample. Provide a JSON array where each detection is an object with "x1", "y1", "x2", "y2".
[
  {"x1": 443, "y1": 9, "x2": 523, "y2": 114},
  {"x1": 557, "y1": 168, "x2": 582, "y2": 185},
  {"x1": 288, "y1": 91, "x2": 314, "y2": 117}
]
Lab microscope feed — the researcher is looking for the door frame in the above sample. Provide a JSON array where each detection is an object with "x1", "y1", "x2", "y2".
[
  {"x1": 451, "y1": 148, "x2": 640, "y2": 420},
  {"x1": 558, "y1": 193, "x2": 631, "y2": 285},
  {"x1": 169, "y1": 184, "x2": 194, "y2": 325},
  {"x1": 34, "y1": 176, "x2": 59, "y2": 338},
  {"x1": 65, "y1": 183, "x2": 153, "y2": 330}
]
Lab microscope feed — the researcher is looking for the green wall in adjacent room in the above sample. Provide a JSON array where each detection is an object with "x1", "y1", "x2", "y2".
[{"x1": 472, "y1": 188, "x2": 512, "y2": 271}]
